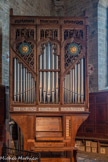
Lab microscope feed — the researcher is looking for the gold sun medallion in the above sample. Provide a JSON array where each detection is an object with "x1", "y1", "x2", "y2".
[
  {"x1": 21, "y1": 45, "x2": 29, "y2": 53},
  {"x1": 70, "y1": 46, "x2": 77, "y2": 54}
]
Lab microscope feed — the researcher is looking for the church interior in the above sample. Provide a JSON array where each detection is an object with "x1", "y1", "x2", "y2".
[{"x1": 0, "y1": 0, "x2": 108, "y2": 161}]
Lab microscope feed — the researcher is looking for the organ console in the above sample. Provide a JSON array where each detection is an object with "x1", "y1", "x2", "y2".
[{"x1": 9, "y1": 9, "x2": 89, "y2": 162}]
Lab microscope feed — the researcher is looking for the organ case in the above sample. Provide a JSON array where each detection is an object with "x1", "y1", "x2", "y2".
[{"x1": 9, "y1": 9, "x2": 89, "y2": 162}]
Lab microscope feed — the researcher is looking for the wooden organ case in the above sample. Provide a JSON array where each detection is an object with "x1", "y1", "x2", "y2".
[{"x1": 9, "y1": 10, "x2": 89, "y2": 162}]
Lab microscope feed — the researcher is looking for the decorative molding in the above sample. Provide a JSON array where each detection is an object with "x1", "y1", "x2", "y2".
[
  {"x1": 53, "y1": 0, "x2": 64, "y2": 16},
  {"x1": 66, "y1": 116, "x2": 71, "y2": 138},
  {"x1": 14, "y1": 19, "x2": 35, "y2": 24},
  {"x1": 38, "y1": 107, "x2": 59, "y2": 112},
  {"x1": 66, "y1": 118, "x2": 70, "y2": 137},
  {"x1": 61, "y1": 107, "x2": 85, "y2": 112},
  {"x1": 13, "y1": 107, "x2": 37, "y2": 112},
  {"x1": 13, "y1": 107, "x2": 85, "y2": 112}
]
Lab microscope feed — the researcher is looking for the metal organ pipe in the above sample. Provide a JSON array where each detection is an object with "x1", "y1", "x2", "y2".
[
  {"x1": 20, "y1": 63, "x2": 23, "y2": 102},
  {"x1": 27, "y1": 73, "x2": 30, "y2": 102},
  {"x1": 43, "y1": 44, "x2": 47, "y2": 103},
  {"x1": 33, "y1": 79, "x2": 36, "y2": 103},
  {"x1": 39, "y1": 54, "x2": 42, "y2": 103},
  {"x1": 68, "y1": 74, "x2": 70, "y2": 103},
  {"x1": 81, "y1": 58, "x2": 84, "y2": 103},
  {"x1": 47, "y1": 43, "x2": 51, "y2": 103},
  {"x1": 51, "y1": 46, "x2": 55, "y2": 103},
  {"x1": 23, "y1": 68, "x2": 26, "y2": 102},
  {"x1": 63, "y1": 78, "x2": 65, "y2": 102},
  {"x1": 56, "y1": 55, "x2": 59, "y2": 103},
  {"x1": 66, "y1": 74, "x2": 69, "y2": 103},
  {"x1": 17, "y1": 61, "x2": 20, "y2": 102},
  {"x1": 78, "y1": 62, "x2": 81, "y2": 103},
  {"x1": 72, "y1": 68, "x2": 75, "y2": 103},
  {"x1": 29, "y1": 73, "x2": 31, "y2": 103},
  {"x1": 63, "y1": 58, "x2": 85, "y2": 104},
  {"x1": 64, "y1": 76, "x2": 67, "y2": 103},
  {"x1": 25, "y1": 68, "x2": 28, "y2": 103},
  {"x1": 39, "y1": 43, "x2": 59, "y2": 104},
  {"x1": 13, "y1": 58, "x2": 36, "y2": 103},
  {"x1": 70, "y1": 70, "x2": 73, "y2": 103},
  {"x1": 75, "y1": 64, "x2": 78, "y2": 103},
  {"x1": 14, "y1": 58, "x2": 17, "y2": 102},
  {"x1": 31, "y1": 77, "x2": 34, "y2": 103}
]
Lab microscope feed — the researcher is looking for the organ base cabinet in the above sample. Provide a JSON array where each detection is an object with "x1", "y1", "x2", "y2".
[
  {"x1": 9, "y1": 9, "x2": 89, "y2": 162},
  {"x1": 11, "y1": 114, "x2": 88, "y2": 161}
]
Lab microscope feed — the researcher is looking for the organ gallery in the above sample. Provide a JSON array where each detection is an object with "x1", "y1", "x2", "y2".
[{"x1": 9, "y1": 9, "x2": 89, "y2": 162}]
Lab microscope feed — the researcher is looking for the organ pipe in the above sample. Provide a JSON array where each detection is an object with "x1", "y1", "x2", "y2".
[
  {"x1": 25, "y1": 68, "x2": 28, "y2": 103},
  {"x1": 17, "y1": 62, "x2": 20, "y2": 102},
  {"x1": 75, "y1": 64, "x2": 78, "y2": 103},
  {"x1": 63, "y1": 58, "x2": 85, "y2": 104},
  {"x1": 32, "y1": 77, "x2": 34, "y2": 103},
  {"x1": 56, "y1": 55, "x2": 59, "y2": 103},
  {"x1": 28, "y1": 73, "x2": 30, "y2": 103},
  {"x1": 29, "y1": 73, "x2": 31, "y2": 103},
  {"x1": 43, "y1": 45, "x2": 47, "y2": 103},
  {"x1": 72, "y1": 68, "x2": 75, "y2": 103},
  {"x1": 23, "y1": 68, "x2": 26, "y2": 102},
  {"x1": 81, "y1": 58, "x2": 84, "y2": 103},
  {"x1": 14, "y1": 58, "x2": 17, "y2": 102},
  {"x1": 70, "y1": 70, "x2": 72, "y2": 103},
  {"x1": 13, "y1": 58, "x2": 36, "y2": 103},
  {"x1": 64, "y1": 76, "x2": 67, "y2": 103},
  {"x1": 20, "y1": 63, "x2": 23, "y2": 102},
  {"x1": 51, "y1": 46, "x2": 55, "y2": 103},
  {"x1": 39, "y1": 43, "x2": 59, "y2": 104},
  {"x1": 78, "y1": 62, "x2": 81, "y2": 103},
  {"x1": 47, "y1": 43, "x2": 51, "y2": 103},
  {"x1": 67, "y1": 74, "x2": 70, "y2": 103},
  {"x1": 33, "y1": 79, "x2": 36, "y2": 103},
  {"x1": 39, "y1": 54, "x2": 42, "y2": 102}
]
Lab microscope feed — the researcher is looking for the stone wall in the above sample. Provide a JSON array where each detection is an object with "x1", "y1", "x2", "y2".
[
  {"x1": 0, "y1": 0, "x2": 52, "y2": 86},
  {"x1": 98, "y1": 0, "x2": 108, "y2": 90},
  {"x1": 64, "y1": 0, "x2": 99, "y2": 92}
]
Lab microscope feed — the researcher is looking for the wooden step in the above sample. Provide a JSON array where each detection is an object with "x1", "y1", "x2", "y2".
[
  {"x1": 31, "y1": 147, "x2": 73, "y2": 152},
  {"x1": 34, "y1": 142, "x2": 65, "y2": 148},
  {"x1": 40, "y1": 158, "x2": 70, "y2": 162},
  {"x1": 36, "y1": 137, "x2": 64, "y2": 141}
]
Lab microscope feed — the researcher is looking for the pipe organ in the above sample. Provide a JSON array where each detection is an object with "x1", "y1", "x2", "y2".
[{"x1": 10, "y1": 9, "x2": 89, "y2": 162}]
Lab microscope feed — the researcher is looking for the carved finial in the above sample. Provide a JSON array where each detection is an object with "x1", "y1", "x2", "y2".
[
  {"x1": 84, "y1": 10, "x2": 89, "y2": 26},
  {"x1": 10, "y1": 8, "x2": 13, "y2": 16},
  {"x1": 84, "y1": 10, "x2": 88, "y2": 18}
]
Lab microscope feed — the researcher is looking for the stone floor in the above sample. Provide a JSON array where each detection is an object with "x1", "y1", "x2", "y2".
[{"x1": 77, "y1": 151, "x2": 108, "y2": 162}]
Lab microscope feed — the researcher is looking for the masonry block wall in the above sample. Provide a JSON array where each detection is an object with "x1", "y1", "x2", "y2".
[
  {"x1": 64, "y1": 0, "x2": 99, "y2": 92},
  {"x1": 0, "y1": 0, "x2": 51, "y2": 86},
  {"x1": 98, "y1": 0, "x2": 108, "y2": 90}
]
